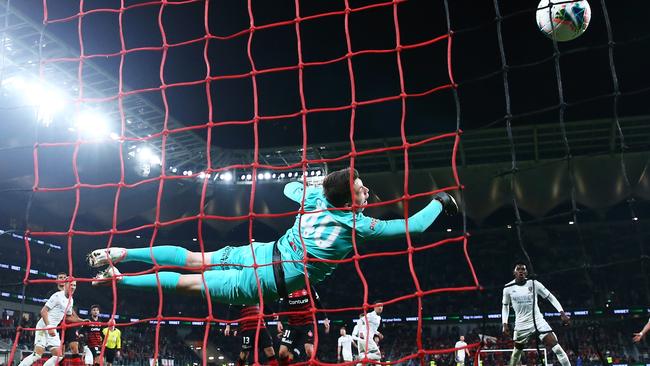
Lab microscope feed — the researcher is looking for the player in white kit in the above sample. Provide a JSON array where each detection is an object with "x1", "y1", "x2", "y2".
[
  {"x1": 18, "y1": 279, "x2": 87, "y2": 366},
  {"x1": 351, "y1": 317, "x2": 361, "y2": 359},
  {"x1": 338, "y1": 327, "x2": 356, "y2": 362},
  {"x1": 502, "y1": 262, "x2": 571, "y2": 366},
  {"x1": 454, "y1": 335, "x2": 470, "y2": 366},
  {"x1": 354, "y1": 303, "x2": 383, "y2": 362}
]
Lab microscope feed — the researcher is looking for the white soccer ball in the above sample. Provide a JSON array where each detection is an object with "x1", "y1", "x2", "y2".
[{"x1": 536, "y1": 0, "x2": 591, "y2": 42}]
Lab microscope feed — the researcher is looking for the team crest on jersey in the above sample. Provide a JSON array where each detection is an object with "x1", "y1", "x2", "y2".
[
  {"x1": 369, "y1": 219, "x2": 378, "y2": 230},
  {"x1": 528, "y1": 286, "x2": 532, "y2": 292}
]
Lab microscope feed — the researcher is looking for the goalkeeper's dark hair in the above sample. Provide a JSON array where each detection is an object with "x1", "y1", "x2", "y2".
[{"x1": 323, "y1": 168, "x2": 359, "y2": 208}]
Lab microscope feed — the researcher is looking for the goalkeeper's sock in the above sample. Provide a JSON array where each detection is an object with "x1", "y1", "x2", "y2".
[
  {"x1": 120, "y1": 272, "x2": 181, "y2": 290},
  {"x1": 126, "y1": 246, "x2": 189, "y2": 266}
]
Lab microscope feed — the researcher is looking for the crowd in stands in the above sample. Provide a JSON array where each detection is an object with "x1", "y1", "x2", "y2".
[
  {"x1": 106, "y1": 324, "x2": 200, "y2": 366},
  {"x1": 3, "y1": 297, "x2": 650, "y2": 366},
  {"x1": 2, "y1": 219, "x2": 650, "y2": 365}
]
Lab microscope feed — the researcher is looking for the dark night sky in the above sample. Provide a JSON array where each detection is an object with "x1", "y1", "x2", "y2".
[{"x1": 10, "y1": 0, "x2": 650, "y2": 149}]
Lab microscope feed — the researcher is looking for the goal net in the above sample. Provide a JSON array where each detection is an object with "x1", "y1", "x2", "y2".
[{"x1": 478, "y1": 348, "x2": 549, "y2": 366}]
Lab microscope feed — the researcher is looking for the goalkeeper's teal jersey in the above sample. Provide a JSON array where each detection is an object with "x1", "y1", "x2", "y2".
[
  {"x1": 277, "y1": 182, "x2": 444, "y2": 285},
  {"x1": 122, "y1": 181, "x2": 445, "y2": 305}
]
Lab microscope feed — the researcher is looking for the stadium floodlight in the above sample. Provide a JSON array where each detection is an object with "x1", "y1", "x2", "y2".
[
  {"x1": 246, "y1": 174, "x2": 252, "y2": 180},
  {"x1": 139, "y1": 163, "x2": 151, "y2": 177},
  {"x1": 136, "y1": 146, "x2": 161, "y2": 166},
  {"x1": 140, "y1": 149, "x2": 155, "y2": 165},
  {"x1": 3, "y1": 36, "x2": 12, "y2": 51},
  {"x1": 240, "y1": 174, "x2": 246, "y2": 180},
  {"x1": 258, "y1": 173, "x2": 264, "y2": 180},
  {"x1": 264, "y1": 172, "x2": 271, "y2": 180},
  {"x1": 288, "y1": 172, "x2": 293, "y2": 178},
  {"x1": 222, "y1": 172, "x2": 233, "y2": 181},
  {"x1": 109, "y1": 132, "x2": 119, "y2": 140},
  {"x1": 198, "y1": 172, "x2": 206, "y2": 179},
  {"x1": 74, "y1": 109, "x2": 109, "y2": 138},
  {"x1": 272, "y1": 173, "x2": 276, "y2": 179},
  {"x1": 316, "y1": 170, "x2": 322, "y2": 176},
  {"x1": 35, "y1": 86, "x2": 65, "y2": 127},
  {"x1": 280, "y1": 173, "x2": 285, "y2": 178},
  {"x1": 3, "y1": 76, "x2": 66, "y2": 126},
  {"x1": 2, "y1": 75, "x2": 26, "y2": 89}
]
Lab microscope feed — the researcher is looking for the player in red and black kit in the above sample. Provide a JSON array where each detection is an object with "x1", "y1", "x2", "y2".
[
  {"x1": 276, "y1": 287, "x2": 330, "y2": 365},
  {"x1": 225, "y1": 304, "x2": 278, "y2": 366},
  {"x1": 81, "y1": 305, "x2": 104, "y2": 366}
]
